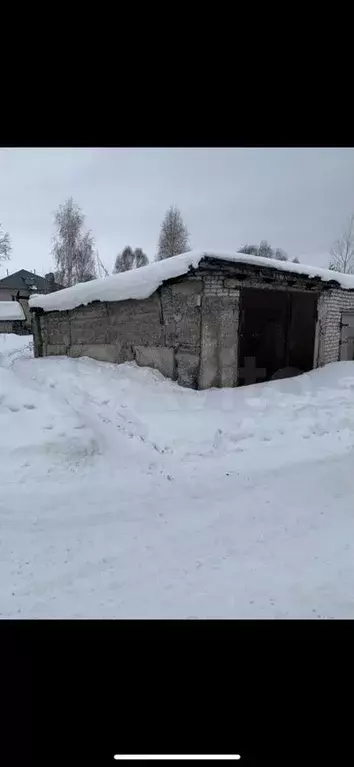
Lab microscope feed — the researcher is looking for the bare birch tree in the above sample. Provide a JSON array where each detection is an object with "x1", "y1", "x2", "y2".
[
  {"x1": 96, "y1": 251, "x2": 110, "y2": 278},
  {"x1": 134, "y1": 248, "x2": 149, "y2": 269},
  {"x1": 0, "y1": 221, "x2": 11, "y2": 265},
  {"x1": 156, "y1": 206, "x2": 190, "y2": 261},
  {"x1": 52, "y1": 197, "x2": 97, "y2": 287},
  {"x1": 329, "y1": 214, "x2": 354, "y2": 273},
  {"x1": 75, "y1": 232, "x2": 97, "y2": 283},
  {"x1": 113, "y1": 246, "x2": 134, "y2": 274},
  {"x1": 258, "y1": 240, "x2": 276, "y2": 259},
  {"x1": 113, "y1": 246, "x2": 148, "y2": 273}
]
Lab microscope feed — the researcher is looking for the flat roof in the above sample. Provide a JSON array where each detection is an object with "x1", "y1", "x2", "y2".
[{"x1": 29, "y1": 251, "x2": 354, "y2": 314}]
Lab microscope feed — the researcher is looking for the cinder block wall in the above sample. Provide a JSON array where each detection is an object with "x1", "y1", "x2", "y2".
[
  {"x1": 317, "y1": 289, "x2": 354, "y2": 365},
  {"x1": 33, "y1": 275, "x2": 204, "y2": 388},
  {"x1": 33, "y1": 270, "x2": 241, "y2": 389}
]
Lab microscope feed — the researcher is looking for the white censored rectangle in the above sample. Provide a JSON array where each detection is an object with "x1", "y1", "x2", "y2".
[{"x1": 114, "y1": 756, "x2": 241, "y2": 761}]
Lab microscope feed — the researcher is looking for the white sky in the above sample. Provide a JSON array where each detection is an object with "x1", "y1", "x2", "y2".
[{"x1": 0, "y1": 147, "x2": 353, "y2": 277}]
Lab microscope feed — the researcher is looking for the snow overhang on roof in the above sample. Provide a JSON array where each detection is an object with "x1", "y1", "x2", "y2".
[
  {"x1": 0, "y1": 301, "x2": 26, "y2": 321},
  {"x1": 28, "y1": 250, "x2": 354, "y2": 314}
]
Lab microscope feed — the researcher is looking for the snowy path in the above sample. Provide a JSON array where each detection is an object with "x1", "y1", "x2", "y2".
[{"x1": 1, "y1": 334, "x2": 354, "y2": 618}]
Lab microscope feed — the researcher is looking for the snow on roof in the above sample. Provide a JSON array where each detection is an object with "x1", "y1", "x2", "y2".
[
  {"x1": 0, "y1": 301, "x2": 26, "y2": 321},
  {"x1": 28, "y1": 250, "x2": 354, "y2": 314}
]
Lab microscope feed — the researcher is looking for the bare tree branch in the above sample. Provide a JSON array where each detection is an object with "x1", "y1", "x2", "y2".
[
  {"x1": 0, "y1": 222, "x2": 11, "y2": 263},
  {"x1": 75, "y1": 232, "x2": 97, "y2": 282},
  {"x1": 329, "y1": 214, "x2": 354, "y2": 273}
]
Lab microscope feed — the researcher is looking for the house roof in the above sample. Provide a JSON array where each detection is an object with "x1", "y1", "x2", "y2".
[
  {"x1": 29, "y1": 250, "x2": 354, "y2": 315},
  {"x1": 0, "y1": 269, "x2": 61, "y2": 293},
  {"x1": 0, "y1": 301, "x2": 26, "y2": 321}
]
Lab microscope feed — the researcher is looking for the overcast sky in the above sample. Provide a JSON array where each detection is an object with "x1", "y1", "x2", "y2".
[{"x1": 0, "y1": 148, "x2": 353, "y2": 277}]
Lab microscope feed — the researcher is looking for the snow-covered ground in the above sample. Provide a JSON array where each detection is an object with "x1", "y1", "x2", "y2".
[{"x1": 1, "y1": 333, "x2": 354, "y2": 618}]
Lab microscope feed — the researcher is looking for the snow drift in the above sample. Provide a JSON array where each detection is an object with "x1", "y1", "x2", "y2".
[{"x1": 1, "y1": 334, "x2": 354, "y2": 619}]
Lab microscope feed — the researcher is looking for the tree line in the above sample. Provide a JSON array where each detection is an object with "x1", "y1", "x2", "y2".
[
  {"x1": 113, "y1": 205, "x2": 190, "y2": 274},
  {"x1": 2, "y1": 202, "x2": 354, "y2": 286},
  {"x1": 51, "y1": 201, "x2": 192, "y2": 286},
  {"x1": 238, "y1": 242, "x2": 299, "y2": 263}
]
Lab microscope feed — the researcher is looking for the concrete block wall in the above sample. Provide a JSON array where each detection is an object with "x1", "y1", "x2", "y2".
[
  {"x1": 317, "y1": 289, "x2": 354, "y2": 366},
  {"x1": 34, "y1": 276, "x2": 204, "y2": 388}
]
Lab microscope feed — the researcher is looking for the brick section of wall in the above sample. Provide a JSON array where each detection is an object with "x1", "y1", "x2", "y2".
[
  {"x1": 199, "y1": 270, "x2": 324, "y2": 387},
  {"x1": 200, "y1": 275, "x2": 240, "y2": 388},
  {"x1": 317, "y1": 289, "x2": 354, "y2": 366},
  {"x1": 203, "y1": 274, "x2": 241, "y2": 298}
]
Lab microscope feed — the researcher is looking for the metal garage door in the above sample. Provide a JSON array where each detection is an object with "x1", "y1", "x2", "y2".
[{"x1": 339, "y1": 313, "x2": 354, "y2": 360}]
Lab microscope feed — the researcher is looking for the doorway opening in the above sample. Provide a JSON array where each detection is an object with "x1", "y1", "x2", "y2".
[
  {"x1": 339, "y1": 312, "x2": 354, "y2": 360},
  {"x1": 238, "y1": 288, "x2": 318, "y2": 386}
]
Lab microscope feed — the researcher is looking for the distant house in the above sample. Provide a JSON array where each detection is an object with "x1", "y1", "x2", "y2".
[
  {"x1": 0, "y1": 270, "x2": 62, "y2": 302},
  {"x1": 0, "y1": 301, "x2": 27, "y2": 335},
  {"x1": 0, "y1": 270, "x2": 62, "y2": 330}
]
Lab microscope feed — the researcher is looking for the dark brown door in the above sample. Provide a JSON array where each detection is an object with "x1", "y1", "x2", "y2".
[
  {"x1": 238, "y1": 288, "x2": 288, "y2": 385},
  {"x1": 238, "y1": 288, "x2": 318, "y2": 386}
]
